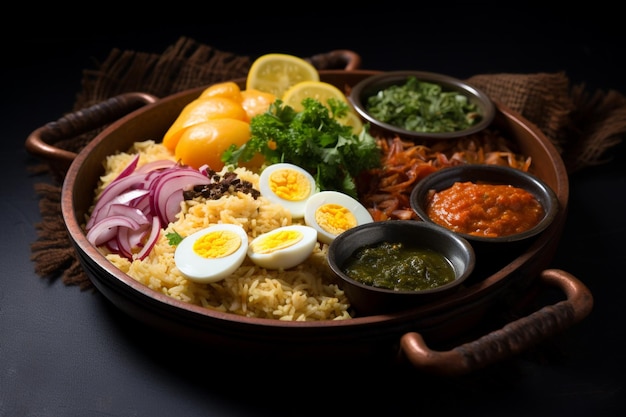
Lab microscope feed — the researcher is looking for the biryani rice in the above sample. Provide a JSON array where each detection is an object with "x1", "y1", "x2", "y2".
[{"x1": 93, "y1": 140, "x2": 352, "y2": 321}]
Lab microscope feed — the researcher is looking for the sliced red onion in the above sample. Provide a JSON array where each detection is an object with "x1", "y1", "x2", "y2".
[
  {"x1": 134, "y1": 216, "x2": 161, "y2": 261},
  {"x1": 115, "y1": 221, "x2": 154, "y2": 260},
  {"x1": 115, "y1": 154, "x2": 140, "y2": 181},
  {"x1": 131, "y1": 192, "x2": 151, "y2": 214},
  {"x1": 150, "y1": 169, "x2": 210, "y2": 225},
  {"x1": 164, "y1": 192, "x2": 184, "y2": 225},
  {"x1": 105, "y1": 239, "x2": 119, "y2": 253},
  {"x1": 87, "y1": 189, "x2": 150, "y2": 229},
  {"x1": 135, "y1": 159, "x2": 177, "y2": 173},
  {"x1": 86, "y1": 215, "x2": 142, "y2": 247},
  {"x1": 91, "y1": 173, "x2": 150, "y2": 219},
  {"x1": 198, "y1": 164, "x2": 210, "y2": 176},
  {"x1": 85, "y1": 159, "x2": 212, "y2": 260},
  {"x1": 115, "y1": 226, "x2": 134, "y2": 260},
  {"x1": 106, "y1": 204, "x2": 150, "y2": 226}
]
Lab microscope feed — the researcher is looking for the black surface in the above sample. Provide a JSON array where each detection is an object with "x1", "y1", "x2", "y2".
[{"x1": 3, "y1": 10, "x2": 626, "y2": 417}]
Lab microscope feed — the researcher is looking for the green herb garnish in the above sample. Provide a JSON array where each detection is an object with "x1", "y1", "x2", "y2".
[
  {"x1": 222, "y1": 97, "x2": 381, "y2": 198},
  {"x1": 366, "y1": 76, "x2": 481, "y2": 133},
  {"x1": 166, "y1": 230, "x2": 184, "y2": 246}
]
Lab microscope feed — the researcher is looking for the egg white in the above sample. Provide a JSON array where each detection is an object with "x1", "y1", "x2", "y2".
[
  {"x1": 258, "y1": 163, "x2": 318, "y2": 219},
  {"x1": 174, "y1": 223, "x2": 248, "y2": 283},
  {"x1": 304, "y1": 191, "x2": 374, "y2": 244},
  {"x1": 247, "y1": 225, "x2": 318, "y2": 270}
]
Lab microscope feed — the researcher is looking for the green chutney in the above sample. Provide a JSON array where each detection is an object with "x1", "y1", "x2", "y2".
[{"x1": 342, "y1": 241, "x2": 456, "y2": 291}]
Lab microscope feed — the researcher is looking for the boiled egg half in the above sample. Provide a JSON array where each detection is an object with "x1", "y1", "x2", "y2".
[
  {"x1": 174, "y1": 223, "x2": 248, "y2": 283},
  {"x1": 304, "y1": 190, "x2": 374, "y2": 245},
  {"x1": 258, "y1": 163, "x2": 318, "y2": 219},
  {"x1": 247, "y1": 225, "x2": 318, "y2": 270}
]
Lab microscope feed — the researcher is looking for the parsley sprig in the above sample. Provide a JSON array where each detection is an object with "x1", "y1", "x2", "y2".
[{"x1": 222, "y1": 97, "x2": 380, "y2": 198}]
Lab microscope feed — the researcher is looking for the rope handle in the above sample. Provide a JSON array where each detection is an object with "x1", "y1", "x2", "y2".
[{"x1": 399, "y1": 269, "x2": 594, "y2": 376}]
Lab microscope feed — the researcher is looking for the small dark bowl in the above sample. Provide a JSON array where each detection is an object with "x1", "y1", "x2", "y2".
[
  {"x1": 348, "y1": 70, "x2": 496, "y2": 140},
  {"x1": 328, "y1": 220, "x2": 475, "y2": 316},
  {"x1": 409, "y1": 164, "x2": 559, "y2": 245}
]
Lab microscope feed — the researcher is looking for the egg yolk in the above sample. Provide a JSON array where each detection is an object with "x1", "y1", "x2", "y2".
[
  {"x1": 315, "y1": 203, "x2": 358, "y2": 235},
  {"x1": 192, "y1": 230, "x2": 241, "y2": 258},
  {"x1": 249, "y1": 229, "x2": 303, "y2": 254},
  {"x1": 269, "y1": 169, "x2": 312, "y2": 201}
]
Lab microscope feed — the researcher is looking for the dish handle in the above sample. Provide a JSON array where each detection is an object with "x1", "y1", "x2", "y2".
[
  {"x1": 24, "y1": 50, "x2": 362, "y2": 179},
  {"x1": 306, "y1": 49, "x2": 361, "y2": 71},
  {"x1": 399, "y1": 269, "x2": 594, "y2": 376},
  {"x1": 25, "y1": 92, "x2": 159, "y2": 177}
]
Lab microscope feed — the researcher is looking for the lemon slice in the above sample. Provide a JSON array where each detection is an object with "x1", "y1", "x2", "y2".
[
  {"x1": 246, "y1": 53, "x2": 319, "y2": 98},
  {"x1": 283, "y1": 80, "x2": 363, "y2": 134},
  {"x1": 282, "y1": 80, "x2": 348, "y2": 111}
]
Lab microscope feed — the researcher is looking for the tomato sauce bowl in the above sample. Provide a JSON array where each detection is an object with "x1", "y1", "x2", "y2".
[{"x1": 409, "y1": 164, "x2": 560, "y2": 245}]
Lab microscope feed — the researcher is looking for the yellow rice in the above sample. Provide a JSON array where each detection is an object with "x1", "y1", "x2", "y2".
[{"x1": 92, "y1": 140, "x2": 352, "y2": 321}]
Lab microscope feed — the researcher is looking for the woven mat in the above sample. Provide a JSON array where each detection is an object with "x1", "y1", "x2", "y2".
[{"x1": 29, "y1": 36, "x2": 626, "y2": 289}]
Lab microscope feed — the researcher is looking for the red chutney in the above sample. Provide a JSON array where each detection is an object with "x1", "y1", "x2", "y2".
[{"x1": 426, "y1": 181, "x2": 544, "y2": 237}]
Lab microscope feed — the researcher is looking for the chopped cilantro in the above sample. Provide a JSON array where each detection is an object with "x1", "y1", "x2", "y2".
[
  {"x1": 366, "y1": 76, "x2": 482, "y2": 133},
  {"x1": 166, "y1": 230, "x2": 184, "y2": 246}
]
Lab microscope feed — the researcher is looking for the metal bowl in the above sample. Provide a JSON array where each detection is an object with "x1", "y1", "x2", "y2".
[
  {"x1": 328, "y1": 220, "x2": 475, "y2": 316},
  {"x1": 409, "y1": 164, "x2": 559, "y2": 245},
  {"x1": 349, "y1": 70, "x2": 496, "y2": 140}
]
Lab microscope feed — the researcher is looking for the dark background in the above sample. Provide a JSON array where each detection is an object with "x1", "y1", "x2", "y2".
[{"x1": 3, "y1": 6, "x2": 626, "y2": 416}]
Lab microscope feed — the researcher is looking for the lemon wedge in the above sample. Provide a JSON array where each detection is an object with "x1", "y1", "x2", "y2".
[{"x1": 246, "y1": 53, "x2": 319, "y2": 98}]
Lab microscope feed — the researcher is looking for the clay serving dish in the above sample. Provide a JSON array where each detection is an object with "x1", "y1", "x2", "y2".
[
  {"x1": 26, "y1": 59, "x2": 593, "y2": 376},
  {"x1": 348, "y1": 70, "x2": 495, "y2": 140},
  {"x1": 328, "y1": 220, "x2": 475, "y2": 316}
]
